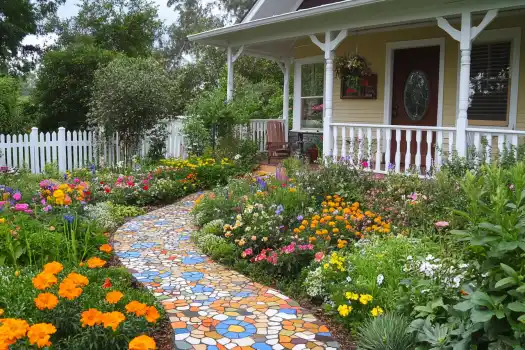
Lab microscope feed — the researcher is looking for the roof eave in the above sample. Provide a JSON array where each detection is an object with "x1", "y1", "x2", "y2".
[{"x1": 188, "y1": 0, "x2": 384, "y2": 43}]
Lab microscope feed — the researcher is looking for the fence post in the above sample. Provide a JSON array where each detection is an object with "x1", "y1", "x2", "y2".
[
  {"x1": 30, "y1": 127, "x2": 39, "y2": 174},
  {"x1": 58, "y1": 127, "x2": 67, "y2": 173}
]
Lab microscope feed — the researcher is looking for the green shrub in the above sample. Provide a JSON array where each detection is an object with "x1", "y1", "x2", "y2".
[
  {"x1": 200, "y1": 219, "x2": 225, "y2": 236},
  {"x1": 356, "y1": 313, "x2": 416, "y2": 350}
]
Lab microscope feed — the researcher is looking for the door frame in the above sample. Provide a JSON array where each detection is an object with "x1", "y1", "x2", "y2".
[{"x1": 384, "y1": 38, "x2": 445, "y2": 126}]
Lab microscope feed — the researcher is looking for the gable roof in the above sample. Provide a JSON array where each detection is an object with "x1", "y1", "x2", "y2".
[{"x1": 242, "y1": 0, "x2": 303, "y2": 23}]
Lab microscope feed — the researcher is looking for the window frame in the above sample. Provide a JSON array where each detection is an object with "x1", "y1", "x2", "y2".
[
  {"x1": 293, "y1": 56, "x2": 325, "y2": 131},
  {"x1": 461, "y1": 27, "x2": 521, "y2": 129}
]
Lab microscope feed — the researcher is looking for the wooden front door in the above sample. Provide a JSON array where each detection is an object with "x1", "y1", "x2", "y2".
[{"x1": 391, "y1": 46, "x2": 440, "y2": 168}]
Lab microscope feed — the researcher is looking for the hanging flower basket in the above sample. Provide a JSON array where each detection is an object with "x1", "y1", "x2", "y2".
[
  {"x1": 334, "y1": 53, "x2": 371, "y2": 78},
  {"x1": 335, "y1": 53, "x2": 377, "y2": 100}
]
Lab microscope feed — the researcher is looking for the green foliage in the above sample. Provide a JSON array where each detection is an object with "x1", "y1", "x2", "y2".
[
  {"x1": 356, "y1": 313, "x2": 416, "y2": 350},
  {"x1": 35, "y1": 42, "x2": 117, "y2": 131},
  {"x1": 0, "y1": 76, "x2": 22, "y2": 133},
  {"x1": 58, "y1": 0, "x2": 163, "y2": 57},
  {"x1": 182, "y1": 116, "x2": 212, "y2": 156},
  {"x1": 215, "y1": 137, "x2": 259, "y2": 171},
  {"x1": 88, "y1": 56, "x2": 177, "y2": 157}
]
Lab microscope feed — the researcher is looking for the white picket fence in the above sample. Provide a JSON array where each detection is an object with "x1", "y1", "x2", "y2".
[{"x1": 0, "y1": 120, "x2": 186, "y2": 174}]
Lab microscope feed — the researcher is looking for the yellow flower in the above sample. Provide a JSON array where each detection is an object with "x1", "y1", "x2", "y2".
[
  {"x1": 27, "y1": 323, "x2": 56, "y2": 348},
  {"x1": 101, "y1": 311, "x2": 126, "y2": 331},
  {"x1": 371, "y1": 306, "x2": 384, "y2": 317},
  {"x1": 42, "y1": 261, "x2": 63, "y2": 275},
  {"x1": 86, "y1": 257, "x2": 106, "y2": 268},
  {"x1": 125, "y1": 301, "x2": 148, "y2": 317},
  {"x1": 337, "y1": 304, "x2": 352, "y2": 317},
  {"x1": 0, "y1": 309, "x2": 3, "y2": 317},
  {"x1": 145, "y1": 306, "x2": 160, "y2": 323},
  {"x1": 81, "y1": 309, "x2": 103, "y2": 327},
  {"x1": 105, "y1": 291, "x2": 124, "y2": 304},
  {"x1": 14, "y1": 270, "x2": 20, "y2": 277},
  {"x1": 359, "y1": 294, "x2": 373, "y2": 305},
  {"x1": 0, "y1": 218, "x2": 5, "y2": 224},
  {"x1": 345, "y1": 292, "x2": 359, "y2": 301},
  {"x1": 34, "y1": 293, "x2": 59, "y2": 310},
  {"x1": 99, "y1": 244, "x2": 113, "y2": 253},
  {"x1": 289, "y1": 188, "x2": 296, "y2": 193},
  {"x1": 32, "y1": 273, "x2": 58, "y2": 290},
  {"x1": 129, "y1": 335, "x2": 157, "y2": 350}
]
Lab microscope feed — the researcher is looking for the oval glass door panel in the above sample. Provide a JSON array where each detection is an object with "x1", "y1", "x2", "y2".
[{"x1": 403, "y1": 70, "x2": 429, "y2": 121}]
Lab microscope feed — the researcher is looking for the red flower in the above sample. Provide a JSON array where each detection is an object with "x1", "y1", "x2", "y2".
[
  {"x1": 104, "y1": 187, "x2": 111, "y2": 193},
  {"x1": 281, "y1": 183, "x2": 286, "y2": 188},
  {"x1": 346, "y1": 88, "x2": 357, "y2": 94},
  {"x1": 102, "y1": 278, "x2": 112, "y2": 289},
  {"x1": 143, "y1": 185, "x2": 149, "y2": 191},
  {"x1": 100, "y1": 181, "x2": 104, "y2": 185}
]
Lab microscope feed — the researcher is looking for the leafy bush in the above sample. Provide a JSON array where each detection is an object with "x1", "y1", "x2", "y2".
[{"x1": 356, "y1": 313, "x2": 416, "y2": 350}]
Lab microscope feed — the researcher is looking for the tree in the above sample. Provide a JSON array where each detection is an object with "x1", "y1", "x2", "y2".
[
  {"x1": 88, "y1": 56, "x2": 177, "y2": 157},
  {"x1": 0, "y1": 77, "x2": 37, "y2": 134},
  {"x1": 218, "y1": 0, "x2": 257, "y2": 22},
  {"x1": 56, "y1": 0, "x2": 163, "y2": 57},
  {"x1": 35, "y1": 42, "x2": 117, "y2": 131},
  {"x1": 0, "y1": 0, "x2": 65, "y2": 73}
]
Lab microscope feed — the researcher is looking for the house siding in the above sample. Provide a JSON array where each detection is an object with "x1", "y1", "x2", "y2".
[{"x1": 294, "y1": 13, "x2": 525, "y2": 130}]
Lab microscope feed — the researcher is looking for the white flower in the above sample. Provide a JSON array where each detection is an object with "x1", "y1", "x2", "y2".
[
  {"x1": 346, "y1": 276, "x2": 352, "y2": 283},
  {"x1": 425, "y1": 254, "x2": 435, "y2": 261},
  {"x1": 234, "y1": 154, "x2": 241, "y2": 160},
  {"x1": 376, "y1": 274, "x2": 384, "y2": 286},
  {"x1": 407, "y1": 255, "x2": 413, "y2": 261}
]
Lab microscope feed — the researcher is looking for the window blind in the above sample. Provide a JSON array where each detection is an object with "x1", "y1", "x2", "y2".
[{"x1": 468, "y1": 41, "x2": 511, "y2": 122}]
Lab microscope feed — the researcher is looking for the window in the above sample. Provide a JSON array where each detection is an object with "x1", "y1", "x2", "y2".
[
  {"x1": 300, "y1": 62, "x2": 324, "y2": 129},
  {"x1": 468, "y1": 41, "x2": 512, "y2": 124}
]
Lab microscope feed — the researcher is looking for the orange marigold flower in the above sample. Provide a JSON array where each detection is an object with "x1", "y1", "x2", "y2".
[
  {"x1": 105, "y1": 291, "x2": 124, "y2": 304},
  {"x1": 0, "y1": 309, "x2": 3, "y2": 317},
  {"x1": 0, "y1": 318, "x2": 30, "y2": 344},
  {"x1": 65, "y1": 272, "x2": 89, "y2": 287},
  {"x1": 27, "y1": 323, "x2": 56, "y2": 348},
  {"x1": 58, "y1": 280, "x2": 83, "y2": 300},
  {"x1": 86, "y1": 257, "x2": 106, "y2": 268},
  {"x1": 42, "y1": 261, "x2": 63, "y2": 275},
  {"x1": 32, "y1": 273, "x2": 58, "y2": 290},
  {"x1": 81, "y1": 309, "x2": 103, "y2": 327},
  {"x1": 145, "y1": 306, "x2": 160, "y2": 323},
  {"x1": 101, "y1": 311, "x2": 126, "y2": 331},
  {"x1": 34, "y1": 293, "x2": 59, "y2": 311},
  {"x1": 99, "y1": 244, "x2": 113, "y2": 253},
  {"x1": 129, "y1": 335, "x2": 157, "y2": 350},
  {"x1": 125, "y1": 301, "x2": 148, "y2": 316}
]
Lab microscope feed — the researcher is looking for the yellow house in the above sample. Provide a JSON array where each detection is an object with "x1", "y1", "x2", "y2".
[{"x1": 189, "y1": 0, "x2": 525, "y2": 174}]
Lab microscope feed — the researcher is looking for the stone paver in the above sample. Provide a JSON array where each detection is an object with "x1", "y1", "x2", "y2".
[{"x1": 114, "y1": 193, "x2": 340, "y2": 350}]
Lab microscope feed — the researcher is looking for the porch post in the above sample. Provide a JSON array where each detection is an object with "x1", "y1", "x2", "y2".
[
  {"x1": 437, "y1": 10, "x2": 498, "y2": 157},
  {"x1": 310, "y1": 30, "x2": 348, "y2": 159},
  {"x1": 227, "y1": 47, "x2": 234, "y2": 101},
  {"x1": 226, "y1": 46, "x2": 245, "y2": 101},
  {"x1": 282, "y1": 59, "x2": 291, "y2": 142}
]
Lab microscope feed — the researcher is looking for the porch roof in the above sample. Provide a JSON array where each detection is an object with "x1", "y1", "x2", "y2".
[{"x1": 188, "y1": 0, "x2": 525, "y2": 59}]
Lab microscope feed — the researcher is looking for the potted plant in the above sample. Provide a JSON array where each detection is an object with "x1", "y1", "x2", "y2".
[
  {"x1": 334, "y1": 53, "x2": 371, "y2": 78},
  {"x1": 307, "y1": 135, "x2": 323, "y2": 163}
]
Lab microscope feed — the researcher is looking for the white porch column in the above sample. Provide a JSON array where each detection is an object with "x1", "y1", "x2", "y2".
[
  {"x1": 281, "y1": 59, "x2": 291, "y2": 141},
  {"x1": 437, "y1": 10, "x2": 498, "y2": 157},
  {"x1": 226, "y1": 46, "x2": 244, "y2": 101},
  {"x1": 310, "y1": 30, "x2": 348, "y2": 159}
]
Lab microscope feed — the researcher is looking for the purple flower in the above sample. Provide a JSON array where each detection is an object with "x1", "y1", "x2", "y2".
[
  {"x1": 297, "y1": 215, "x2": 304, "y2": 221},
  {"x1": 256, "y1": 177, "x2": 267, "y2": 190},
  {"x1": 90, "y1": 164, "x2": 96, "y2": 175},
  {"x1": 275, "y1": 205, "x2": 284, "y2": 215},
  {"x1": 64, "y1": 214, "x2": 75, "y2": 223},
  {"x1": 12, "y1": 192, "x2": 21, "y2": 201},
  {"x1": 43, "y1": 205, "x2": 52, "y2": 213}
]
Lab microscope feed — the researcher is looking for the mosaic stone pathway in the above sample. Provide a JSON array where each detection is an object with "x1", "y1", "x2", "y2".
[{"x1": 114, "y1": 193, "x2": 340, "y2": 350}]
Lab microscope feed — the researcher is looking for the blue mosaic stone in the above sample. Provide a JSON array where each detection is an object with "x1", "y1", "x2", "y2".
[
  {"x1": 181, "y1": 256, "x2": 205, "y2": 265},
  {"x1": 182, "y1": 271, "x2": 204, "y2": 281}
]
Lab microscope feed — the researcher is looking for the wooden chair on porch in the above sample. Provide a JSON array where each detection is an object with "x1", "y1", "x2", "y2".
[{"x1": 266, "y1": 120, "x2": 290, "y2": 164}]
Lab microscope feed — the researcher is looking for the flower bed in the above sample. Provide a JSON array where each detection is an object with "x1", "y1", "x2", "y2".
[
  {"x1": 192, "y1": 160, "x2": 525, "y2": 348},
  {"x1": 0, "y1": 156, "x2": 249, "y2": 349}
]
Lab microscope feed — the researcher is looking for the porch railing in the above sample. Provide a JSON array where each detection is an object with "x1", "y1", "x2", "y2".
[
  {"x1": 237, "y1": 119, "x2": 284, "y2": 152},
  {"x1": 466, "y1": 128, "x2": 525, "y2": 163},
  {"x1": 330, "y1": 123, "x2": 457, "y2": 175}
]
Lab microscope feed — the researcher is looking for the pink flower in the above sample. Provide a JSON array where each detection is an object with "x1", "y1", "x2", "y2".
[
  {"x1": 361, "y1": 161, "x2": 368, "y2": 168},
  {"x1": 12, "y1": 192, "x2": 21, "y2": 201},
  {"x1": 24, "y1": 209, "x2": 33, "y2": 214},
  {"x1": 298, "y1": 244, "x2": 314, "y2": 251},
  {"x1": 435, "y1": 221, "x2": 449, "y2": 228},
  {"x1": 315, "y1": 252, "x2": 325, "y2": 262},
  {"x1": 266, "y1": 252, "x2": 278, "y2": 265},
  {"x1": 408, "y1": 192, "x2": 418, "y2": 201},
  {"x1": 0, "y1": 201, "x2": 5, "y2": 207},
  {"x1": 14, "y1": 203, "x2": 29, "y2": 211},
  {"x1": 74, "y1": 178, "x2": 80, "y2": 183},
  {"x1": 241, "y1": 248, "x2": 253, "y2": 258},
  {"x1": 281, "y1": 242, "x2": 297, "y2": 254}
]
